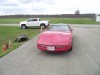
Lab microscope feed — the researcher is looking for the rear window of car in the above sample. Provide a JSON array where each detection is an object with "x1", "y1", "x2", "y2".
[{"x1": 47, "y1": 25, "x2": 70, "y2": 32}]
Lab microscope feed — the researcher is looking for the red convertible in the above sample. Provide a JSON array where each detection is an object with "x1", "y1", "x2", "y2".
[{"x1": 37, "y1": 24, "x2": 73, "y2": 51}]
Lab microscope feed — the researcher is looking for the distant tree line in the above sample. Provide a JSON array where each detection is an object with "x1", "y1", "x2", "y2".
[{"x1": 0, "y1": 14, "x2": 96, "y2": 20}]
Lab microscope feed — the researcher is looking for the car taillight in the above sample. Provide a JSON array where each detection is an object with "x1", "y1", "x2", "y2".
[
  {"x1": 55, "y1": 46, "x2": 66, "y2": 48},
  {"x1": 38, "y1": 44, "x2": 47, "y2": 47}
]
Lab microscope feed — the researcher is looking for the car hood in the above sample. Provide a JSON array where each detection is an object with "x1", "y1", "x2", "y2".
[{"x1": 38, "y1": 31, "x2": 72, "y2": 45}]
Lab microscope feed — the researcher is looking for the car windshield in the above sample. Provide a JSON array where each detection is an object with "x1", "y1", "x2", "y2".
[{"x1": 47, "y1": 25, "x2": 70, "y2": 32}]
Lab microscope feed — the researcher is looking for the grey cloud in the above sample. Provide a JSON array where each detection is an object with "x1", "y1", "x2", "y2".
[
  {"x1": 43, "y1": 0, "x2": 55, "y2": 4},
  {"x1": 0, "y1": 0, "x2": 7, "y2": 3},
  {"x1": 0, "y1": 3, "x2": 19, "y2": 6},
  {"x1": 0, "y1": 0, "x2": 14, "y2": 5},
  {"x1": 32, "y1": 8, "x2": 46, "y2": 12},
  {"x1": 18, "y1": 0, "x2": 55, "y2": 4},
  {"x1": 0, "y1": 0, "x2": 19, "y2": 7},
  {"x1": 0, "y1": 7, "x2": 47, "y2": 15},
  {"x1": 0, "y1": 7, "x2": 26, "y2": 15},
  {"x1": 18, "y1": 0, "x2": 35, "y2": 4}
]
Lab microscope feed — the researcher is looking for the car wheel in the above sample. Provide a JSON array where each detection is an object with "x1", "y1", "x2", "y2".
[
  {"x1": 40, "y1": 24, "x2": 45, "y2": 29},
  {"x1": 69, "y1": 40, "x2": 73, "y2": 51},
  {"x1": 21, "y1": 25, "x2": 26, "y2": 29},
  {"x1": 69, "y1": 46, "x2": 72, "y2": 51}
]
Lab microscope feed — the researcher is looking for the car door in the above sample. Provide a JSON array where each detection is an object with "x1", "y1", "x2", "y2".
[
  {"x1": 26, "y1": 19, "x2": 34, "y2": 27},
  {"x1": 32, "y1": 19, "x2": 39, "y2": 26},
  {"x1": 26, "y1": 19, "x2": 39, "y2": 27}
]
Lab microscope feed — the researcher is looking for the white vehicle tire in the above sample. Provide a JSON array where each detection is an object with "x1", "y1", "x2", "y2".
[
  {"x1": 21, "y1": 25, "x2": 26, "y2": 29},
  {"x1": 40, "y1": 24, "x2": 45, "y2": 29}
]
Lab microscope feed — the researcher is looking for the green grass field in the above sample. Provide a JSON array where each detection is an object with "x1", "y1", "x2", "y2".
[
  {"x1": 0, "y1": 18, "x2": 100, "y2": 24},
  {"x1": 0, "y1": 26, "x2": 40, "y2": 57}
]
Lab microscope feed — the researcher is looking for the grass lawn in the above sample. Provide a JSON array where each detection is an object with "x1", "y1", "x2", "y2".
[
  {"x1": 0, "y1": 26, "x2": 40, "y2": 57},
  {"x1": 42, "y1": 18, "x2": 98, "y2": 24},
  {"x1": 0, "y1": 18, "x2": 100, "y2": 24},
  {"x1": 0, "y1": 18, "x2": 28, "y2": 24}
]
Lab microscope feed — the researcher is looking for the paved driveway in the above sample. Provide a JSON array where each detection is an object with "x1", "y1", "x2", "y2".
[{"x1": 0, "y1": 25, "x2": 100, "y2": 75}]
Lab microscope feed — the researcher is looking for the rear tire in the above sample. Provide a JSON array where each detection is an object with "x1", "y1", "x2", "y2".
[
  {"x1": 40, "y1": 24, "x2": 45, "y2": 29},
  {"x1": 69, "y1": 39, "x2": 73, "y2": 51},
  {"x1": 69, "y1": 46, "x2": 72, "y2": 51},
  {"x1": 21, "y1": 25, "x2": 26, "y2": 29}
]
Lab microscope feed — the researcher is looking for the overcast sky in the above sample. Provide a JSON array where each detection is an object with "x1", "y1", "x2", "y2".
[{"x1": 0, "y1": 0, "x2": 100, "y2": 15}]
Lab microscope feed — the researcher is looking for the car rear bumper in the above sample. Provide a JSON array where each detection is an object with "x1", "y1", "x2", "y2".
[{"x1": 37, "y1": 44, "x2": 72, "y2": 51}]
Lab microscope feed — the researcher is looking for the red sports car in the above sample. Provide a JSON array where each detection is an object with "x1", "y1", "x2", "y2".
[{"x1": 37, "y1": 24, "x2": 73, "y2": 51}]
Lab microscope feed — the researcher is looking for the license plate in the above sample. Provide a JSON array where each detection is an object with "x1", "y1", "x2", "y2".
[{"x1": 47, "y1": 46, "x2": 55, "y2": 51}]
